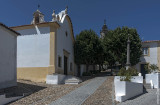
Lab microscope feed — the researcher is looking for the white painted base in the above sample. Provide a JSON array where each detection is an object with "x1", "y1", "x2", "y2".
[
  {"x1": 146, "y1": 73, "x2": 160, "y2": 88},
  {"x1": 46, "y1": 74, "x2": 66, "y2": 84},
  {"x1": 46, "y1": 74, "x2": 82, "y2": 85}
]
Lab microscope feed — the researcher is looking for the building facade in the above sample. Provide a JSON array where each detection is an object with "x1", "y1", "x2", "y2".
[
  {"x1": 11, "y1": 8, "x2": 76, "y2": 82},
  {"x1": 0, "y1": 23, "x2": 19, "y2": 89},
  {"x1": 135, "y1": 40, "x2": 160, "y2": 77}
]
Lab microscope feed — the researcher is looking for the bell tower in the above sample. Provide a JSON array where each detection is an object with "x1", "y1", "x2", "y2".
[
  {"x1": 100, "y1": 19, "x2": 108, "y2": 39},
  {"x1": 31, "y1": 5, "x2": 45, "y2": 24}
]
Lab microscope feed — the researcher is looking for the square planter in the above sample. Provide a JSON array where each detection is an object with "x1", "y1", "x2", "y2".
[
  {"x1": 145, "y1": 73, "x2": 160, "y2": 88},
  {"x1": 114, "y1": 76, "x2": 143, "y2": 102}
]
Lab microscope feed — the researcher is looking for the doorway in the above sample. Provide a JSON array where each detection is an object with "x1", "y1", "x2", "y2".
[
  {"x1": 140, "y1": 64, "x2": 148, "y2": 79},
  {"x1": 64, "y1": 56, "x2": 68, "y2": 75}
]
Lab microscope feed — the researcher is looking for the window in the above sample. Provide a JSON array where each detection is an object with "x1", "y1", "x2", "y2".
[
  {"x1": 70, "y1": 62, "x2": 72, "y2": 71},
  {"x1": 142, "y1": 47, "x2": 149, "y2": 55},
  {"x1": 65, "y1": 31, "x2": 68, "y2": 37},
  {"x1": 58, "y1": 56, "x2": 62, "y2": 67}
]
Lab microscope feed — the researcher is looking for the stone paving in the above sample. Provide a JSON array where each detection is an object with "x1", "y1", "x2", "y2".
[
  {"x1": 118, "y1": 89, "x2": 159, "y2": 105},
  {"x1": 82, "y1": 76, "x2": 114, "y2": 105},
  {"x1": 49, "y1": 77, "x2": 107, "y2": 105},
  {"x1": 9, "y1": 79, "x2": 91, "y2": 105}
]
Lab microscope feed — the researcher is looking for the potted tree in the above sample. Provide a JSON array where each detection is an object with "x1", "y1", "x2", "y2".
[{"x1": 114, "y1": 67, "x2": 143, "y2": 102}]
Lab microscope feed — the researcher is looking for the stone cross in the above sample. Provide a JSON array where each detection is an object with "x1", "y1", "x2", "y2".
[
  {"x1": 126, "y1": 36, "x2": 131, "y2": 70},
  {"x1": 38, "y1": 4, "x2": 40, "y2": 9}
]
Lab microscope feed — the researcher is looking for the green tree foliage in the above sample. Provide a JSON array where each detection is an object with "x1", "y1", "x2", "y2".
[
  {"x1": 74, "y1": 30, "x2": 103, "y2": 71},
  {"x1": 103, "y1": 27, "x2": 142, "y2": 67}
]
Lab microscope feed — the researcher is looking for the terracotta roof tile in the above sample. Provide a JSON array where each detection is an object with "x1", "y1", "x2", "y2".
[{"x1": 142, "y1": 40, "x2": 160, "y2": 43}]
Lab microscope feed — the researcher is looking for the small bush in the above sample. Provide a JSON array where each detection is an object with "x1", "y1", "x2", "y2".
[
  {"x1": 90, "y1": 70, "x2": 100, "y2": 74},
  {"x1": 145, "y1": 64, "x2": 159, "y2": 73},
  {"x1": 117, "y1": 67, "x2": 126, "y2": 76},
  {"x1": 118, "y1": 67, "x2": 138, "y2": 81},
  {"x1": 82, "y1": 72, "x2": 91, "y2": 76}
]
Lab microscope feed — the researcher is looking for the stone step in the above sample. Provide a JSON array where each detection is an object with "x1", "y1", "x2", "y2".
[{"x1": 65, "y1": 75, "x2": 82, "y2": 84}]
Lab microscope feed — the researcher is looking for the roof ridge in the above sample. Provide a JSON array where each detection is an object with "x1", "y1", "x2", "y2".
[{"x1": 0, "y1": 22, "x2": 20, "y2": 35}]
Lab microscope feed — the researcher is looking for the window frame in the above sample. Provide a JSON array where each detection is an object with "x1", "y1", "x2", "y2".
[{"x1": 142, "y1": 47, "x2": 149, "y2": 56}]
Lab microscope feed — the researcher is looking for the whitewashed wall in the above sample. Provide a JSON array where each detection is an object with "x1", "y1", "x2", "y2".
[
  {"x1": 0, "y1": 26, "x2": 17, "y2": 89},
  {"x1": 135, "y1": 42, "x2": 158, "y2": 71},
  {"x1": 57, "y1": 16, "x2": 75, "y2": 73},
  {"x1": 17, "y1": 27, "x2": 50, "y2": 67},
  {"x1": 18, "y1": 27, "x2": 50, "y2": 35}
]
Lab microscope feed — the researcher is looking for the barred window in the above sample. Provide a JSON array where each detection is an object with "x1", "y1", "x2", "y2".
[{"x1": 142, "y1": 47, "x2": 149, "y2": 55}]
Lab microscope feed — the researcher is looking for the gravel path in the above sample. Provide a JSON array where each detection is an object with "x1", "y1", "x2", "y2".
[
  {"x1": 49, "y1": 77, "x2": 107, "y2": 105},
  {"x1": 82, "y1": 76, "x2": 114, "y2": 105},
  {"x1": 9, "y1": 79, "x2": 91, "y2": 105},
  {"x1": 118, "y1": 89, "x2": 158, "y2": 105}
]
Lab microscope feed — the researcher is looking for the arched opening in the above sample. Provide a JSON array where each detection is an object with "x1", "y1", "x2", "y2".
[{"x1": 34, "y1": 14, "x2": 39, "y2": 24}]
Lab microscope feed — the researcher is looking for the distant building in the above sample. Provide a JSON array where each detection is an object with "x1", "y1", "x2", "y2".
[
  {"x1": 10, "y1": 7, "x2": 76, "y2": 82},
  {"x1": 100, "y1": 19, "x2": 108, "y2": 39},
  {"x1": 135, "y1": 40, "x2": 160, "y2": 77},
  {"x1": 0, "y1": 23, "x2": 19, "y2": 89}
]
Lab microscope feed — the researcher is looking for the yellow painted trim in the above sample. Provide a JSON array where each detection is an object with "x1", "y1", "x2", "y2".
[
  {"x1": 17, "y1": 67, "x2": 48, "y2": 82},
  {"x1": 49, "y1": 24, "x2": 57, "y2": 74},
  {"x1": 158, "y1": 43, "x2": 160, "y2": 69},
  {"x1": 10, "y1": 22, "x2": 60, "y2": 31}
]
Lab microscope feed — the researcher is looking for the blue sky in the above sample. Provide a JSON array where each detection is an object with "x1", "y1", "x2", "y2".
[{"x1": 0, "y1": 0, "x2": 160, "y2": 41}]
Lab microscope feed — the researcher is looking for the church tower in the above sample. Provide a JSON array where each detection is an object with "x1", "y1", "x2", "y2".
[
  {"x1": 31, "y1": 7, "x2": 45, "y2": 24},
  {"x1": 100, "y1": 19, "x2": 108, "y2": 39}
]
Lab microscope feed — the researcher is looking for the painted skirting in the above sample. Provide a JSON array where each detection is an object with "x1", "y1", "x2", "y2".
[
  {"x1": 17, "y1": 67, "x2": 75, "y2": 82},
  {"x1": 17, "y1": 67, "x2": 49, "y2": 82}
]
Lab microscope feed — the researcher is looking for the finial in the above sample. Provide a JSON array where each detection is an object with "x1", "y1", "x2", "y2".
[
  {"x1": 104, "y1": 19, "x2": 106, "y2": 25},
  {"x1": 66, "y1": 6, "x2": 68, "y2": 10},
  {"x1": 52, "y1": 10, "x2": 56, "y2": 21},
  {"x1": 65, "y1": 6, "x2": 68, "y2": 14},
  {"x1": 52, "y1": 10, "x2": 55, "y2": 15},
  {"x1": 38, "y1": 4, "x2": 40, "y2": 10}
]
